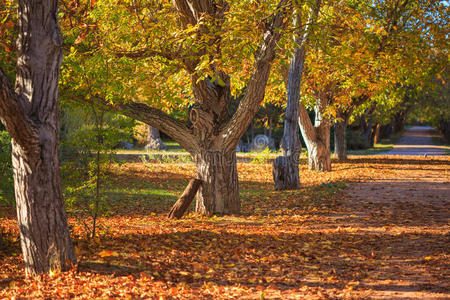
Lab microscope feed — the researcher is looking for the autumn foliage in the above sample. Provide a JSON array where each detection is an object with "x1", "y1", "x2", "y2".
[{"x1": 1, "y1": 157, "x2": 449, "y2": 298}]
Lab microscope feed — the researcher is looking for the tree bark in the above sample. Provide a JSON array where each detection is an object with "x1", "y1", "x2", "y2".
[
  {"x1": 334, "y1": 119, "x2": 347, "y2": 160},
  {"x1": 145, "y1": 125, "x2": 167, "y2": 150},
  {"x1": 272, "y1": 5, "x2": 320, "y2": 190},
  {"x1": 273, "y1": 49, "x2": 303, "y2": 190},
  {"x1": 298, "y1": 96, "x2": 332, "y2": 172},
  {"x1": 307, "y1": 123, "x2": 331, "y2": 171},
  {"x1": 0, "y1": 0, "x2": 76, "y2": 276},
  {"x1": 168, "y1": 179, "x2": 202, "y2": 219},
  {"x1": 334, "y1": 108, "x2": 352, "y2": 161},
  {"x1": 373, "y1": 123, "x2": 381, "y2": 144},
  {"x1": 195, "y1": 150, "x2": 240, "y2": 215}
]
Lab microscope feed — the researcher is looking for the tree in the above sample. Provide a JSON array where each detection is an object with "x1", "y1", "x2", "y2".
[
  {"x1": 145, "y1": 126, "x2": 167, "y2": 150},
  {"x1": 273, "y1": 0, "x2": 321, "y2": 189},
  {"x1": 62, "y1": 0, "x2": 290, "y2": 215},
  {"x1": 332, "y1": 0, "x2": 449, "y2": 159},
  {"x1": 0, "y1": 0, "x2": 76, "y2": 275}
]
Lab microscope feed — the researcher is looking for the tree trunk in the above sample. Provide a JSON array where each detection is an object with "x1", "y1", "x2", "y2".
[
  {"x1": 145, "y1": 125, "x2": 167, "y2": 150},
  {"x1": 307, "y1": 125, "x2": 331, "y2": 171},
  {"x1": 373, "y1": 123, "x2": 381, "y2": 144},
  {"x1": 334, "y1": 118, "x2": 348, "y2": 161},
  {"x1": 0, "y1": 0, "x2": 76, "y2": 276},
  {"x1": 272, "y1": 2, "x2": 322, "y2": 189},
  {"x1": 273, "y1": 45, "x2": 305, "y2": 190},
  {"x1": 195, "y1": 150, "x2": 240, "y2": 215},
  {"x1": 299, "y1": 95, "x2": 332, "y2": 172},
  {"x1": 12, "y1": 140, "x2": 75, "y2": 276},
  {"x1": 168, "y1": 179, "x2": 202, "y2": 219}
]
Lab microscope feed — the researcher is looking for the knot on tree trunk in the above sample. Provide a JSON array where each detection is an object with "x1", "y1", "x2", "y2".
[{"x1": 190, "y1": 106, "x2": 214, "y2": 141}]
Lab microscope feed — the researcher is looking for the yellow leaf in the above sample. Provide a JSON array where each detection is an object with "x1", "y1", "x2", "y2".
[
  {"x1": 179, "y1": 271, "x2": 190, "y2": 276},
  {"x1": 424, "y1": 256, "x2": 432, "y2": 260},
  {"x1": 98, "y1": 250, "x2": 119, "y2": 258}
]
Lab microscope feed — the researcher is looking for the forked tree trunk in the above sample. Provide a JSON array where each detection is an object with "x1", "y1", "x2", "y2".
[
  {"x1": 306, "y1": 125, "x2": 331, "y2": 171},
  {"x1": 119, "y1": 0, "x2": 288, "y2": 216},
  {"x1": 195, "y1": 150, "x2": 240, "y2": 215},
  {"x1": 299, "y1": 96, "x2": 332, "y2": 172},
  {"x1": 334, "y1": 118, "x2": 348, "y2": 161},
  {"x1": 0, "y1": 0, "x2": 76, "y2": 275}
]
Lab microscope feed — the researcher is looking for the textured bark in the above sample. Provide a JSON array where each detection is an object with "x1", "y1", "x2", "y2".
[
  {"x1": 298, "y1": 95, "x2": 332, "y2": 172},
  {"x1": 373, "y1": 123, "x2": 381, "y2": 144},
  {"x1": 118, "y1": 101, "x2": 198, "y2": 154},
  {"x1": 273, "y1": 45, "x2": 304, "y2": 190},
  {"x1": 145, "y1": 126, "x2": 167, "y2": 150},
  {"x1": 307, "y1": 123, "x2": 331, "y2": 171},
  {"x1": 0, "y1": 0, "x2": 76, "y2": 275},
  {"x1": 273, "y1": 2, "x2": 321, "y2": 189},
  {"x1": 334, "y1": 120, "x2": 347, "y2": 161},
  {"x1": 273, "y1": 155, "x2": 299, "y2": 190},
  {"x1": 168, "y1": 179, "x2": 202, "y2": 219},
  {"x1": 195, "y1": 150, "x2": 240, "y2": 215}
]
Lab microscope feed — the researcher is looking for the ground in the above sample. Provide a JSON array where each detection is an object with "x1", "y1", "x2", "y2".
[
  {"x1": 379, "y1": 126, "x2": 449, "y2": 156},
  {"x1": 1, "y1": 153, "x2": 449, "y2": 299}
]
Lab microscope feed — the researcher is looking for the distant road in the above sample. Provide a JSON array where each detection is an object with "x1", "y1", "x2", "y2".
[{"x1": 378, "y1": 126, "x2": 449, "y2": 156}]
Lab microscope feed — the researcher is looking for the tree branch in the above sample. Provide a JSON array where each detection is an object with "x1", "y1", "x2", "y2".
[
  {"x1": 220, "y1": 0, "x2": 290, "y2": 154},
  {"x1": 0, "y1": 67, "x2": 39, "y2": 155},
  {"x1": 298, "y1": 102, "x2": 316, "y2": 143},
  {"x1": 113, "y1": 100, "x2": 199, "y2": 154}
]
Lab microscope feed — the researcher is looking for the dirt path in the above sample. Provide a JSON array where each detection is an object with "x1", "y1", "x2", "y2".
[
  {"x1": 341, "y1": 157, "x2": 450, "y2": 299},
  {"x1": 379, "y1": 126, "x2": 449, "y2": 156}
]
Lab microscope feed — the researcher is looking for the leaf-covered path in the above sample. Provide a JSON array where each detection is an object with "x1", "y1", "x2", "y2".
[
  {"x1": 1, "y1": 157, "x2": 449, "y2": 299},
  {"x1": 378, "y1": 126, "x2": 449, "y2": 156}
]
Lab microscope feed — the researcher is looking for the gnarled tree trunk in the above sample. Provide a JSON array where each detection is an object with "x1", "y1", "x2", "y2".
[
  {"x1": 307, "y1": 124, "x2": 331, "y2": 171},
  {"x1": 0, "y1": 0, "x2": 76, "y2": 276},
  {"x1": 115, "y1": 0, "x2": 288, "y2": 215},
  {"x1": 195, "y1": 150, "x2": 240, "y2": 215}
]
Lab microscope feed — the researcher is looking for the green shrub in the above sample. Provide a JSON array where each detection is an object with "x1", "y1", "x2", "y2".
[
  {"x1": 346, "y1": 130, "x2": 370, "y2": 150},
  {"x1": 0, "y1": 131, "x2": 14, "y2": 205}
]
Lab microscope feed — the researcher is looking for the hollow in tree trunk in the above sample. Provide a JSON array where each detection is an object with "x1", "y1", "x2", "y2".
[
  {"x1": 195, "y1": 150, "x2": 240, "y2": 215},
  {"x1": 0, "y1": 0, "x2": 76, "y2": 275}
]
